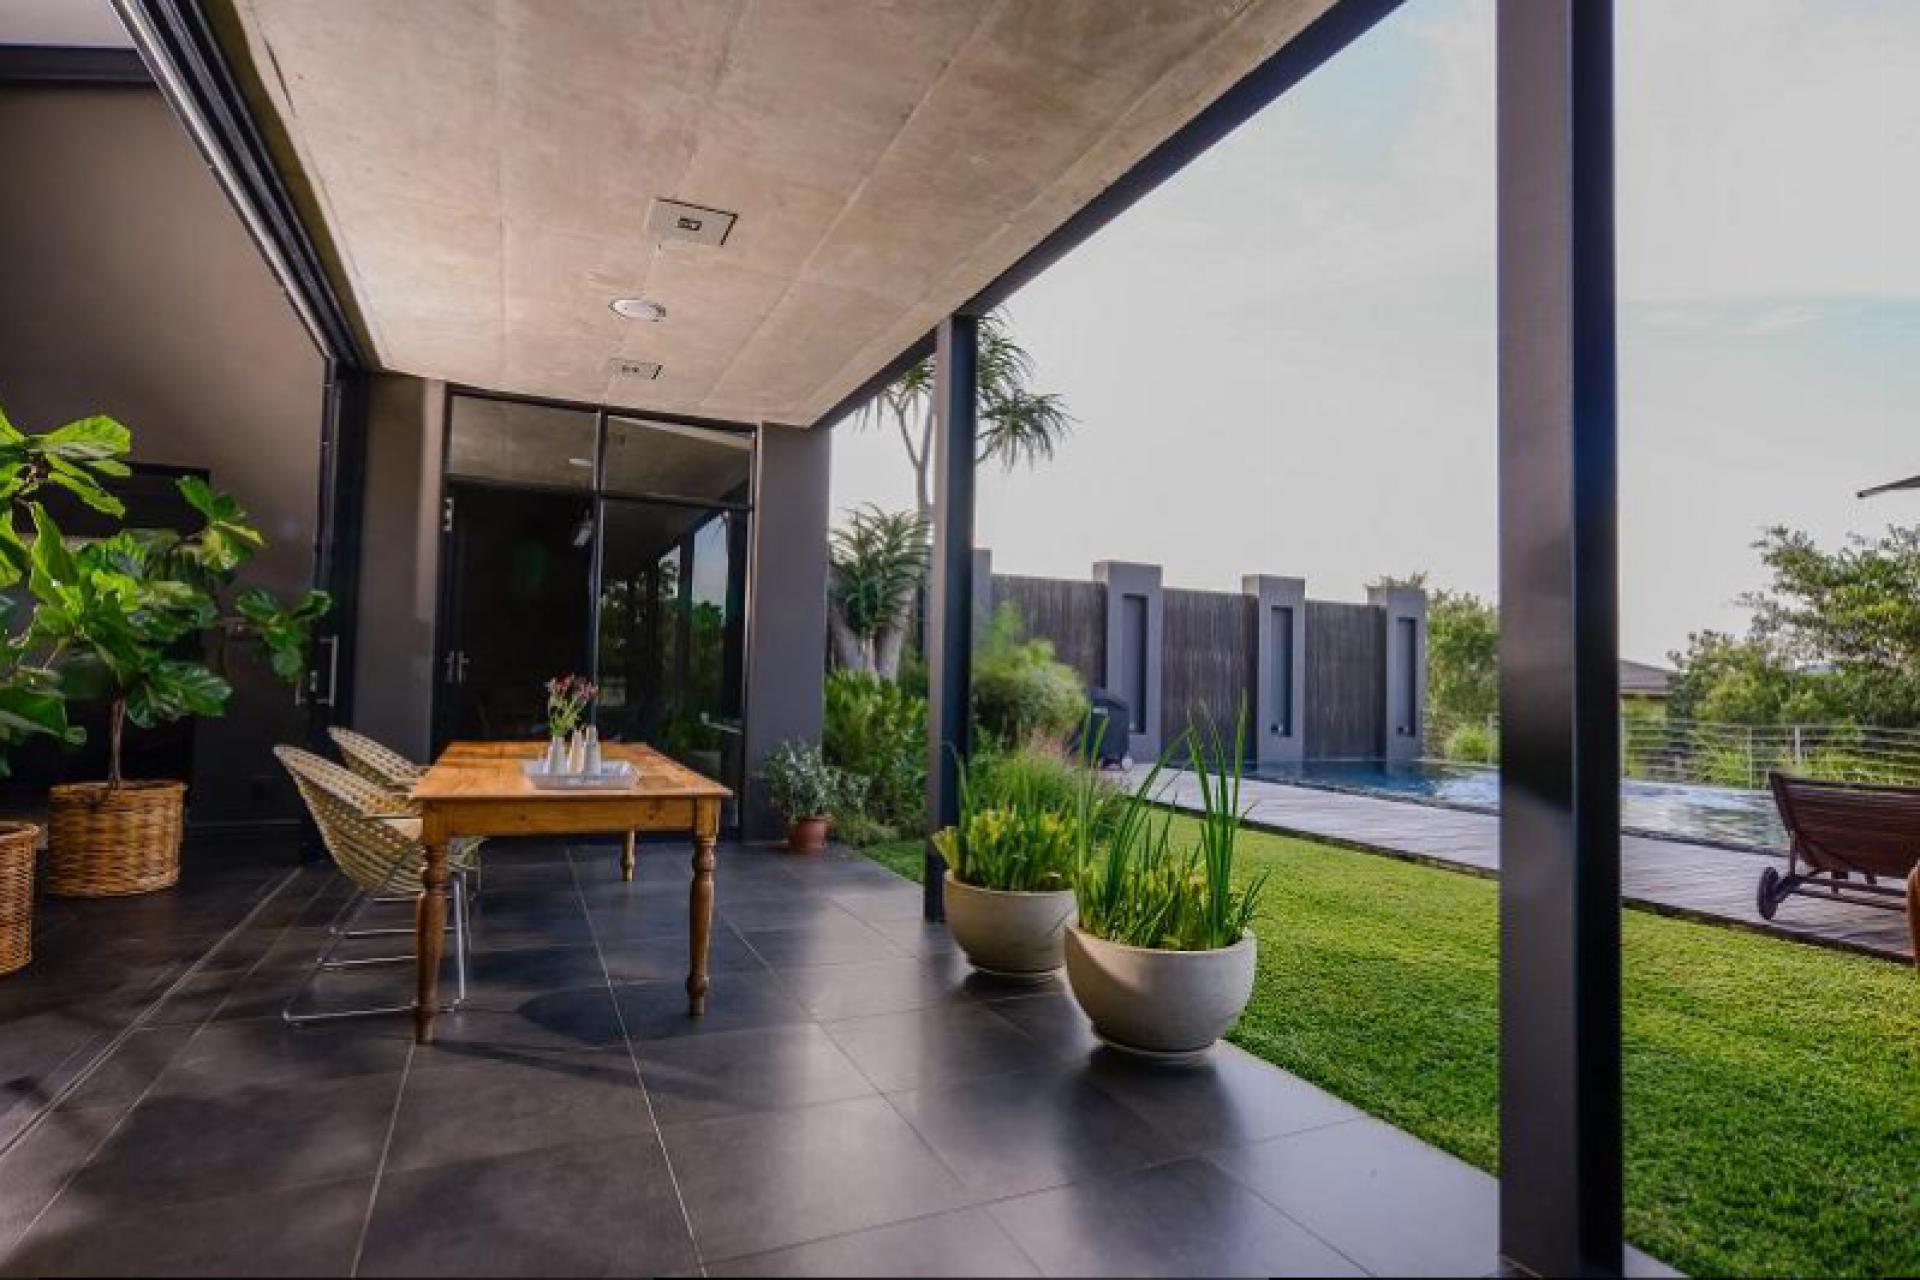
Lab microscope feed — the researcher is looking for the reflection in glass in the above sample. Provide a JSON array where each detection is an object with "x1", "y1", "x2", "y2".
[
  {"x1": 448, "y1": 396, "x2": 597, "y2": 490},
  {"x1": 604, "y1": 415, "x2": 752, "y2": 503},
  {"x1": 597, "y1": 499, "x2": 747, "y2": 800}
]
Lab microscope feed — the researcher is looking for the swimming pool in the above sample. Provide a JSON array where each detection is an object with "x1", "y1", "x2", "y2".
[{"x1": 1251, "y1": 760, "x2": 1788, "y2": 853}]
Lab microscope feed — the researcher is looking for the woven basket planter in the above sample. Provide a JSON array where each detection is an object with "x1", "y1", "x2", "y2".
[
  {"x1": 47, "y1": 780, "x2": 186, "y2": 898},
  {"x1": 0, "y1": 821, "x2": 38, "y2": 976}
]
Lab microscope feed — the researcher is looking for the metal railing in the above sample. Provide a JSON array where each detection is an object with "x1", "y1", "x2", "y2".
[{"x1": 1426, "y1": 713, "x2": 1920, "y2": 790}]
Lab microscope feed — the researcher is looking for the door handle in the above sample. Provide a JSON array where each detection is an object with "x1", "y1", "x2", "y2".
[{"x1": 455, "y1": 652, "x2": 471, "y2": 684}]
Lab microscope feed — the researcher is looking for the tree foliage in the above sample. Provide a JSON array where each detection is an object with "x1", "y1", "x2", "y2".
[
  {"x1": 827, "y1": 504, "x2": 928, "y2": 680},
  {"x1": 856, "y1": 310, "x2": 1073, "y2": 517}
]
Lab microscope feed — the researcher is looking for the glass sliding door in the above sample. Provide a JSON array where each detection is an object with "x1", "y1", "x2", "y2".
[
  {"x1": 596, "y1": 500, "x2": 747, "y2": 797},
  {"x1": 435, "y1": 392, "x2": 754, "y2": 810}
]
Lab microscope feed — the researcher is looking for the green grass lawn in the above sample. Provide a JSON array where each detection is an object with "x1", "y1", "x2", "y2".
[{"x1": 861, "y1": 828, "x2": 1920, "y2": 1278}]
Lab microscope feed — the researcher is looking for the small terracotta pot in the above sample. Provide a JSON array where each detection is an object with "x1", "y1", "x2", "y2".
[{"x1": 784, "y1": 815, "x2": 829, "y2": 854}]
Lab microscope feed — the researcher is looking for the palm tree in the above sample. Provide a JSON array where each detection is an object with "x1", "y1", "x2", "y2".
[
  {"x1": 828, "y1": 504, "x2": 930, "y2": 679},
  {"x1": 858, "y1": 310, "x2": 1074, "y2": 519}
]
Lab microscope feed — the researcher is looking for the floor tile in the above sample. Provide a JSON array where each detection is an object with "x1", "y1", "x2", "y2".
[
  {"x1": 636, "y1": 1024, "x2": 874, "y2": 1125},
  {"x1": 152, "y1": 1016, "x2": 409, "y2": 1095},
  {"x1": 600, "y1": 922, "x2": 765, "y2": 984},
  {"x1": 988, "y1": 1157, "x2": 1365, "y2": 1278},
  {"x1": 1208, "y1": 1117, "x2": 1495, "y2": 1277},
  {"x1": 661, "y1": 1094, "x2": 970, "y2": 1263},
  {"x1": 716, "y1": 893, "x2": 856, "y2": 932},
  {"x1": 386, "y1": 1052, "x2": 652, "y2": 1173},
  {"x1": 411, "y1": 987, "x2": 627, "y2": 1062},
  {"x1": 7, "y1": 1175, "x2": 370, "y2": 1277},
  {"x1": 359, "y1": 1136, "x2": 696, "y2": 1278},
  {"x1": 463, "y1": 946, "x2": 607, "y2": 1008},
  {"x1": 866, "y1": 916, "x2": 963, "y2": 958},
  {"x1": 0, "y1": 1107, "x2": 120, "y2": 1257},
  {"x1": 738, "y1": 915, "x2": 903, "y2": 968},
  {"x1": 824, "y1": 1004, "x2": 1038, "y2": 1093},
  {"x1": 581, "y1": 889, "x2": 702, "y2": 941},
  {"x1": 772, "y1": 953, "x2": 976, "y2": 1021},
  {"x1": 617, "y1": 971, "x2": 810, "y2": 1041},
  {"x1": 706, "y1": 1206, "x2": 1039, "y2": 1278},
  {"x1": 982, "y1": 992, "x2": 1100, "y2": 1063},
  {"x1": 53, "y1": 1026, "x2": 196, "y2": 1116},
  {"x1": 823, "y1": 884, "x2": 927, "y2": 923},
  {"x1": 60, "y1": 1071, "x2": 400, "y2": 1210},
  {"x1": 1085, "y1": 1043, "x2": 1362, "y2": 1154},
  {"x1": 890, "y1": 1065, "x2": 1181, "y2": 1197}
]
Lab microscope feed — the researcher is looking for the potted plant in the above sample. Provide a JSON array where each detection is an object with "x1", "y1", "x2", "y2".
[
  {"x1": 25, "y1": 465, "x2": 326, "y2": 897},
  {"x1": 932, "y1": 743, "x2": 1104, "y2": 979},
  {"x1": 1065, "y1": 713, "x2": 1269, "y2": 1058},
  {"x1": 542, "y1": 674, "x2": 597, "y2": 771},
  {"x1": 759, "y1": 740, "x2": 860, "y2": 853}
]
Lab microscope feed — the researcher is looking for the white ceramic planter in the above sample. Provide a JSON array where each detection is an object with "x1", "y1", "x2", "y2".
[
  {"x1": 943, "y1": 874, "x2": 1075, "y2": 979},
  {"x1": 1063, "y1": 923, "x2": 1257, "y2": 1059}
]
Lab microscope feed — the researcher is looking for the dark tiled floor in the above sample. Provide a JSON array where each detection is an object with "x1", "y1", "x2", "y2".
[{"x1": 0, "y1": 838, "x2": 1681, "y2": 1277}]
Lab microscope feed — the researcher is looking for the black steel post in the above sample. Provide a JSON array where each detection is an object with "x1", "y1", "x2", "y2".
[
  {"x1": 924, "y1": 314, "x2": 979, "y2": 920},
  {"x1": 1496, "y1": 1, "x2": 1622, "y2": 1275}
]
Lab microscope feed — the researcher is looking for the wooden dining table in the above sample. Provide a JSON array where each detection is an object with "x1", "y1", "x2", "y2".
[{"x1": 407, "y1": 740, "x2": 731, "y2": 1044}]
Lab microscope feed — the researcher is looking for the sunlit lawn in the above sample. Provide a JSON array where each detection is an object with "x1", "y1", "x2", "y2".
[{"x1": 862, "y1": 823, "x2": 1920, "y2": 1278}]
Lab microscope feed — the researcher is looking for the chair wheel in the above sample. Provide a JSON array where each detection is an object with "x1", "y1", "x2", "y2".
[{"x1": 1756, "y1": 866, "x2": 1782, "y2": 920}]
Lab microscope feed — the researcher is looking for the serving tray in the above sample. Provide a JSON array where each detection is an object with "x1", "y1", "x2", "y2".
[{"x1": 521, "y1": 759, "x2": 639, "y2": 791}]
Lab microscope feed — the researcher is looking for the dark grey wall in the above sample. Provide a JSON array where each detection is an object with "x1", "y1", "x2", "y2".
[
  {"x1": 742, "y1": 423, "x2": 831, "y2": 838},
  {"x1": 1305, "y1": 602, "x2": 1385, "y2": 760},
  {"x1": 0, "y1": 83, "x2": 324, "y2": 824},
  {"x1": 352, "y1": 375, "x2": 445, "y2": 761}
]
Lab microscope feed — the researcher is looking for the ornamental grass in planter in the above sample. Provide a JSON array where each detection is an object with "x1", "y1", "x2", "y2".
[
  {"x1": 934, "y1": 739, "x2": 1114, "y2": 979},
  {"x1": 1066, "y1": 713, "x2": 1269, "y2": 1059}
]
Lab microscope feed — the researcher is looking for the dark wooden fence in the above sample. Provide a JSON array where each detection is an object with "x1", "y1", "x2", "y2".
[
  {"x1": 1305, "y1": 601, "x2": 1384, "y2": 759},
  {"x1": 991, "y1": 574, "x2": 1105, "y2": 687},
  {"x1": 987, "y1": 572, "x2": 1394, "y2": 764},
  {"x1": 1160, "y1": 588, "x2": 1256, "y2": 753}
]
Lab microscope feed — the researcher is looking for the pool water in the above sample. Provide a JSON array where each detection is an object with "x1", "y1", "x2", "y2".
[{"x1": 1252, "y1": 760, "x2": 1787, "y2": 853}]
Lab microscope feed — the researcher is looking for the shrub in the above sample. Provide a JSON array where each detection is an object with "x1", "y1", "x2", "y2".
[
  {"x1": 972, "y1": 603, "x2": 1087, "y2": 747},
  {"x1": 758, "y1": 740, "x2": 863, "y2": 823},
  {"x1": 1442, "y1": 720, "x2": 1498, "y2": 765},
  {"x1": 970, "y1": 741, "x2": 1120, "y2": 833},
  {"x1": 824, "y1": 670, "x2": 927, "y2": 831}
]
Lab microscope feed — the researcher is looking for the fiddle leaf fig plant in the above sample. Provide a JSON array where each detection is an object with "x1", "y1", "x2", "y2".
[{"x1": 0, "y1": 404, "x2": 131, "y2": 586}]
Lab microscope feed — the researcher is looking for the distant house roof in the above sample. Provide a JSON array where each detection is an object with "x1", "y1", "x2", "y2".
[{"x1": 1620, "y1": 659, "x2": 1674, "y2": 698}]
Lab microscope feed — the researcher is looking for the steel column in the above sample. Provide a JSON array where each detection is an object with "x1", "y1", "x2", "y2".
[
  {"x1": 924, "y1": 314, "x2": 979, "y2": 920},
  {"x1": 1496, "y1": 1, "x2": 1622, "y2": 1275}
]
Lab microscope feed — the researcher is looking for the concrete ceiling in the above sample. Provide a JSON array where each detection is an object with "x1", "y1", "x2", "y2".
[{"x1": 219, "y1": 0, "x2": 1334, "y2": 425}]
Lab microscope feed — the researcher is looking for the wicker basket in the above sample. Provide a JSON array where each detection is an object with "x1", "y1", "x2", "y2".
[
  {"x1": 0, "y1": 821, "x2": 37, "y2": 976},
  {"x1": 47, "y1": 780, "x2": 186, "y2": 898}
]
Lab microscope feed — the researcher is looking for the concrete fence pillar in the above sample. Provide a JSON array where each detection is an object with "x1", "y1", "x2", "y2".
[
  {"x1": 1242, "y1": 576, "x2": 1307, "y2": 770},
  {"x1": 1093, "y1": 561, "x2": 1163, "y2": 762},
  {"x1": 1368, "y1": 584, "x2": 1428, "y2": 763}
]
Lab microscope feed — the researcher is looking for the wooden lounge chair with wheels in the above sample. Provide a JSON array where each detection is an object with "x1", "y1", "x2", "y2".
[{"x1": 1764, "y1": 771, "x2": 1920, "y2": 967}]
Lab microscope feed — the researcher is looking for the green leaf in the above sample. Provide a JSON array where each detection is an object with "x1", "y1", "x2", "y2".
[
  {"x1": 0, "y1": 400, "x2": 22, "y2": 445},
  {"x1": 35, "y1": 415, "x2": 131, "y2": 462}
]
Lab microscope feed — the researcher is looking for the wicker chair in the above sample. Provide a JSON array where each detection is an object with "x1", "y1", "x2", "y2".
[
  {"x1": 327, "y1": 726, "x2": 487, "y2": 890},
  {"x1": 328, "y1": 727, "x2": 426, "y2": 809},
  {"x1": 276, "y1": 745, "x2": 474, "y2": 1025}
]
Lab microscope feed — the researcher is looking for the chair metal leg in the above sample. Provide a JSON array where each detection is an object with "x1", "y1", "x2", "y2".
[
  {"x1": 452, "y1": 868, "x2": 470, "y2": 1005},
  {"x1": 287, "y1": 856, "x2": 467, "y2": 1026}
]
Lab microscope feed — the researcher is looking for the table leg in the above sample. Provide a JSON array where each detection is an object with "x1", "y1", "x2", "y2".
[
  {"x1": 416, "y1": 838, "x2": 452, "y2": 1044},
  {"x1": 687, "y1": 802, "x2": 718, "y2": 1015},
  {"x1": 622, "y1": 830, "x2": 637, "y2": 882}
]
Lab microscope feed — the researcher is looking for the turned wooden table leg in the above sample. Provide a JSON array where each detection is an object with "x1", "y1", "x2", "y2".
[
  {"x1": 416, "y1": 833, "x2": 452, "y2": 1044},
  {"x1": 687, "y1": 801, "x2": 719, "y2": 1015},
  {"x1": 622, "y1": 830, "x2": 637, "y2": 882}
]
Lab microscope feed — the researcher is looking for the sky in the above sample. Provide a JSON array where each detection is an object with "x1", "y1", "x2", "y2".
[{"x1": 828, "y1": 0, "x2": 1920, "y2": 666}]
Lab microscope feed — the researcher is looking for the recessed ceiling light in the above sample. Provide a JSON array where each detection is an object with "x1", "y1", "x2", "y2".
[{"x1": 610, "y1": 297, "x2": 667, "y2": 321}]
